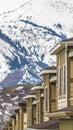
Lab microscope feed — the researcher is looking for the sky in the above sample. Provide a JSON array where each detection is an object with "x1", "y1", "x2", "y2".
[
  {"x1": 0, "y1": 0, "x2": 73, "y2": 14},
  {"x1": 0, "y1": 0, "x2": 25, "y2": 13}
]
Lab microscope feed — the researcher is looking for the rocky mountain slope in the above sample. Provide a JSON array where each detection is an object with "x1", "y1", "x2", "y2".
[
  {"x1": 0, "y1": 84, "x2": 32, "y2": 129},
  {"x1": 0, "y1": 0, "x2": 73, "y2": 128}
]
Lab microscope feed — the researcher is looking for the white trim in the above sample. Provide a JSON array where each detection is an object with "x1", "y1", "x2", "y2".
[
  {"x1": 31, "y1": 86, "x2": 44, "y2": 91},
  {"x1": 68, "y1": 52, "x2": 73, "y2": 57},
  {"x1": 41, "y1": 93, "x2": 44, "y2": 97},
  {"x1": 65, "y1": 44, "x2": 68, "y2": 107},
  {"x1": 50, "y1": 43, "x2": 61, "y2": 55},
  {"x1": 42, "y1": 82, "x2": 44, "y2": 86},
  {"x1": 32, "y1": 100, "x2": 36, "y2": 105},
  {"x1": 23, "y1": 95, "x2": 36, "y2": 99},
  {"x1": 50, "y1": 76, "x2": 57, "y2": 83},
  {"x1": 38, "y1": 70, "x2": 56, "y2": 76},
  {"x1": 50, "y1": 41, "x2": 73, "y2": 55}
]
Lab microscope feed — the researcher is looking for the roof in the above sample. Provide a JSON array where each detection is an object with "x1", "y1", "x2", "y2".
[
  {"x1": 38, "y1": 66, "x2": 56, "y2": 76},
  {"x1": 28, "y1": 119, "x2": 59, "y2": 129},
  {"x1": 50, "y1": 37, "x2": 73, "y2": 55},
  {"x1": 45, "y1": 66, "x2": 56, "y2": 70},
  {"x1": 23, "y1": 94, "x2": 36, "y2": 100},
  {"x1": 31, "y1": 85, "x2": 44, "y2": 91},
  {"x1": 46, "y1": 106, "x2": 73, "y2": 118},
  {"x1": 62, "y1": 37, "x2": 73, "y2": 42},
  {"x1": 55, "y1": 106, "x2": 73, "y2": 112}
]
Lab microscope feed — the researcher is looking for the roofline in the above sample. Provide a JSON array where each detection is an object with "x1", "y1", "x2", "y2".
[
  {"x1": 45, "y1": 111, "x2": 73, "y2": 118},
  {"x1": 23, "y1": 95, "x2": 36, "y2": 100},
  {"x1": 31, "y1": 86, "x2": 44, "y2": 91},
  {"x1": 50, "y1": 41, "x2": 73, "y2": 55},
  {"x1": 38, "y1": 70, "x2": 57, "y2": 76},
  {"x1": 25, "y1": 128, "x2": 49, "y2": 130}
]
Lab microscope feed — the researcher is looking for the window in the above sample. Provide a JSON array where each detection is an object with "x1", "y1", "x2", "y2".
[
  {"x1": 58, "y1": 67, "x2": 61, "y2": 95},
  {"x1": 63, "y1": 64, "x2": 66, "y2": 94}
]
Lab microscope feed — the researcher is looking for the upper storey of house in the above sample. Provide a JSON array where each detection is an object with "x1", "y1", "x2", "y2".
[
  {"x1": 50, "y1": 37, "x2": 73, "y2": 109},
  {"x1": 39, "y1": 66, "x2": 57, "y2": 119},
  {"x1": 39, "y1": 66, "x2": 57, "y2": 89}
]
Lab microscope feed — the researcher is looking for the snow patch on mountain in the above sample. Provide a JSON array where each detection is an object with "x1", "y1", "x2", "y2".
[{"x1": 0, "y1": 1, "x2": 72, "y2": 87}]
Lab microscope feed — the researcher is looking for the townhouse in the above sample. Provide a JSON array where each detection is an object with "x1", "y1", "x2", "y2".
[
  {"x1": 38, "y1": 66, "x2": 57, "y2": 120},
  {"x1": 26, "y1": 37, "x2": 73, "y2": 130},
  {"x1": 3, "y1": 37, "x2": 73, "y2": 130},
  {"x1": 23, "y1": 94, "x2": 36, "y2": 127},
  {"x1": 31, "y1": 84, "x2": 44, "y2": 124},
  {"x1": 19, "y1": 101, "x2": 27, "y2": 130}
]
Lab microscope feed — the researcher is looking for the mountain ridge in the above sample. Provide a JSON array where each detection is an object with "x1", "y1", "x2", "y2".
[
  {"x1": 0, "y1": 0, "x2": 73, "y2": 128},
  {"x1": 0, "y1": 0, "x2": 72, "y2": 87}
]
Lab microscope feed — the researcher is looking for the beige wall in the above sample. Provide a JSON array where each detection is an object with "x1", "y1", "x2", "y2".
[
  {"x1": 43, "y1": 74, "x2": 50, "y2": 113},
  {"x1": 60, "y1": 119, "x2": 73, "y2": 130},
  {"x1": 12, "y1": 118, "x2": 16, "y2": 130},
  {"x1": 16, "y1": 112, "x2": 19, "y2": 130},
  {"x1": 36, "y1": 89, "x2": 44, "y2": 124},
  {"x1": 56, "y1": 46, "x2": 73, "y2": 109},
  {"x1": 24, "y1": 112, "x2": 27, "y2": 130},
  {"x1": 50, "y1": 83, "x2": 57, "y2": 112},
  {"x1": 43, "y1": 73, "x2": 57, "y2": 114},
  {"x1": 32, "y1": 104, "x2": 36, "y2": 125},
  {"x1": 27, "y1": 98, "x2": 33, "y2": 127},
  {"x1": 19, "y1": 105, "x2": 24, "y2": 130},
  {"x1": 57, "y1": 50, "x2": 67, "y2": 109},
  {"x1": 67, "y1": 47, "x2": 73, "y2": 106}
]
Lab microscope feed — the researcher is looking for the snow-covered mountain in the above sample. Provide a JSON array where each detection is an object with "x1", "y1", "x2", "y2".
[
  {"x1": 0, "y1": 0, "x2": 73, "y2": 128},
  {"x1": 0, "y1": 0, "x2": 73, "y2": 87}
]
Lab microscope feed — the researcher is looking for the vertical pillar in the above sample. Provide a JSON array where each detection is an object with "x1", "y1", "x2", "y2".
[
  {"x1": 19, "y1": 104, "x2": 24, "y2": 130},
  {"x1": 16, "y1": 112, "x2": 19, "y2": 130},
  {"x1": 12, "y1": 115, "x2": 16, "y2": 130}
]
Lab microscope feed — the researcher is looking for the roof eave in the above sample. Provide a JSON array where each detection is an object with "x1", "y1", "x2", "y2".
[
  {"x1": 38, "y1": 70, "x2": 57, "y2": 76},
  {"x1": 31, "y1": 86, "x2": 44, "y2": 91},
  {"x1": 50, "y1": 41, "x2": 73, "y2": 55},
  {"x1": 23, "y1": 95, "x2": 36, "y2": 100},
  {"x1": 45, "y1": 111, "x2": 73, "y2": 118}
]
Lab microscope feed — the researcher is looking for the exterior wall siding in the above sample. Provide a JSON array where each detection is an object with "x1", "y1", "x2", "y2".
[
  {"x1": 16, "y1": 112, "x2": 19, "y2": 130},
  {"x1": 27, "y1": 99, "x2": 33, "y2": 127},
  {"x1": 19, "y1": 105, "x2": 24, "y2": 130},
  {"x1": 32, "y1": 104, "x2": 36, "y2": 125},
  {"x1": 50, "y1": 83, "x2": 57, "y2": 112},
  {"x1": 44, "y1": 74, "x2": 50, "y2": 113},
  {"x1": 57, "y1": 50, "x2": 67, "y2": 109},
  {"x1": 60, "y1": 119, "x2": 73, "y2": 130},
  {"x1": 12, "y1": 118, "x2": 16, "y2": 130},
  {"x1": 24, "y1": 112, "x2": 27, "y2": 130},
  {"x1": 67, "y1": 47, "x2": 73, "y2": 106},
  {"x1": 36, "y1": 89, "x2": 44, "y2": 124}
]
